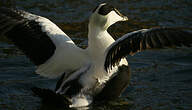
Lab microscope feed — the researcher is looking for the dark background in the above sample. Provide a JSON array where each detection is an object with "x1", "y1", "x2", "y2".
[{"x1": 0, "y1": 0, "x2": 192, "y2": 110}]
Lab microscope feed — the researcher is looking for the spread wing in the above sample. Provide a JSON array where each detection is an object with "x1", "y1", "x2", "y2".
[
  {"x1": 0, "y1": 7, "x2": 87, "y2": 78},
  {"x1": 104, "y1": 27, "x2": 192, "y2": 71}
]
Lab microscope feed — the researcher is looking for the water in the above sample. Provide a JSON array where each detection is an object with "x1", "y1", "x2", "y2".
[{"x1": 0, "y1": 0, "x2": 192, "y2": 110}]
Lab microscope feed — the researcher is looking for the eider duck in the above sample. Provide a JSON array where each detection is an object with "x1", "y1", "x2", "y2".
[{"x1": 0, "y1": 3, "x2": 192, "y2": 108}]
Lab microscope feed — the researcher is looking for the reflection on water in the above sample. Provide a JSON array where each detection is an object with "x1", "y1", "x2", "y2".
[{"x1": 0, "y1": 0, "x2": 192, "y2": 110}]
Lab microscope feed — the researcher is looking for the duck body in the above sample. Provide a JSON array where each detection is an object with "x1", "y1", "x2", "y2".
[
  {"x1": 0, "y1": 3, "x2": 192, "y2": 108},
  {"x1": 55, "y1": 15, "x2": 129, "y2": 107},
  {"x1": 53, "y1": 4, "x2": 129, "y2": 107}
]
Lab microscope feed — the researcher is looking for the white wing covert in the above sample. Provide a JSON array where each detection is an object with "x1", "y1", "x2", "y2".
[{"x1": 0, "y1": 8, "x2": 88, "y2": 78}]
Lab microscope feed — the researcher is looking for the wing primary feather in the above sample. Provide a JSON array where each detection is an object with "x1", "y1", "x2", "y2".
[
  {"x1": 150, "y1": 31, "x2": 162, "y2": 48},
  {"x1": 0, "y1": 8, "x2": 55, "y2": 65},
  {"x1": 176, "y1": 30, "x2": 192, "y2": 47},
  {"x1": 104, "y1": 27, "x2": 192, "y2": 72},
  {"x1": 156, "y1": 31, "x2": 170, "y2": 47},
  {"x1": 168, "y1": 29, "x2": 182, "y2": 47},
  {"x1": 1, "y1": 7, "x2": 87, "y2": 78},
  {"x1": 146, "y1": 32, "x2": 154, "y2": 48},
  {"x1": 141, "y1": 35, "x2": 147, "y2": 50},
  {"x1": 131, "y1": 33, "x2": 142, "y2": 54}
]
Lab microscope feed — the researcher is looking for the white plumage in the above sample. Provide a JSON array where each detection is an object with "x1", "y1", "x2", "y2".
[{"x1": 0, "y1": 3, "x2": 192, "y2": 108}]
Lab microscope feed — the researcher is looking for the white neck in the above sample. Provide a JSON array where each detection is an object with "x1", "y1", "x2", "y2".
[{"x1": 87, "y1": 23, "x2": 115, "y2": 60}]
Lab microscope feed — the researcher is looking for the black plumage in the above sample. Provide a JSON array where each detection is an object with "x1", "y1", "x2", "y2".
[
  {"x1": 60, "y1": 78, "x2": 83, "y2": 98},
  {"x1": 55, "y1": 73, "x2": 66, "y2": 91},
  {"x1": 98, "y1": 3, "x2": 124, "y2": 17},
  {"x1": 98, "y1": 4, "x2": 114, "y2": 15},
  {"x1": 31, "y1": 87, "x2": 71, "y2": 108},
  {"x1": 104, "y1": 27, "x2": 192, "y2": 71},
  {"x1": 94, "y1": 65, "x2": 131, "y2": 101},
  {"x1": 0, "y1": 7, "x2": 56, "y2": 65}
]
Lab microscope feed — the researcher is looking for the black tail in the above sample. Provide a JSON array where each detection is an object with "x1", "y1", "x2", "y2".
[{"x1": 31, "y1": 87, "x2": 71, "y2": 108}]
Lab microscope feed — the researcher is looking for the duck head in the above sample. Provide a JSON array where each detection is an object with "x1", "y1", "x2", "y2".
[{"x1": 89, "y1": 3, "x2": 128, "y2": 30}]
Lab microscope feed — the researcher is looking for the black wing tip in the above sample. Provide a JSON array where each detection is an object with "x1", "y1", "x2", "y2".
[
  {"x1": 0, "y1": 7, "x2": 56, "y2": 65},
  {"x1": 0, "y1": 7, "x2": 18, "y2": 14},
  {"x1": 31, "y1": 87, "x2": 55, "y2": 98},
  {"x1": 104, "y1": 27, "x2": 192, "y2": 73},
  {"x1": 104, "y1": 64, "x2": 109, "y2": 72},
  {"x1": 31, "y1": 87, "x2": 71, "y2": 107},
  {"x1": 145, "y1": 27, "x2": 192, "y2": 46},
  {"x1": 147, "y1": 27, "x2": 191, "y2": 32},
  {"x1": 104, "y1": 59, "x2": 120, "y2": 73},
  {"x1": 0, "y1": 7, "x2": 35, "y2": 20},
  {"x1": 104, "y1": 54, "x2": 114, "y2": 73}
]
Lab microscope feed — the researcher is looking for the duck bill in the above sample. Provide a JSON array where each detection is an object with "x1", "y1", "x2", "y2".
[
  {"x1": 122, "y1": 16, "x2": 128, "y2": 21},
  {"x1": 114, "y1": 8, "x2": 128, "y2": 21}
]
